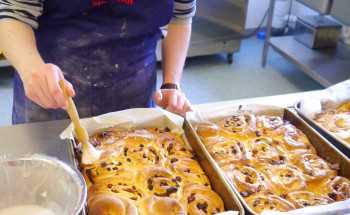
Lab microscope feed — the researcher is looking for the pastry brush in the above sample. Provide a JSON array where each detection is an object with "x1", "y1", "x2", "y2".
[{"x1": 59, "y1": 80, "x2": 101, "y2": 165}]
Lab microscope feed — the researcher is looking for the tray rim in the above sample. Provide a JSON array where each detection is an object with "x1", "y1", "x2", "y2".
[
  {"x1": 293, "y1": 100, "x2": 350, "y2": 153},
  {"x1": 186, "y1": 106, "x2": 350, "y2": 215},
  {"x1": 67, "y1": 127, "x2": 245, "y2": 215}
]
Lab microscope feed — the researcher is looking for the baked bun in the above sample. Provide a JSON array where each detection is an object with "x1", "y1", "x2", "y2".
[
  {"x1": 205, "y1": 138, "x2": 250, "y2": 167},
  {"x1": 245, "y1": 136, "x2": 288, "y2": 165},
  {"x1": 290, "y1": 153, "x2": 338, "y2": 185},
  {"x1": 313, "y1": 109, "x2": 338, "y2": 123},
  {"x1": 268, "y1": 124, "x2": 317, "y2": 154},
  {"x1": 217, "y1": 114, "x2": 258, "y2": 140},
  {"x1": 259, "y1": 164, "x2": 307, "y2": 196},
  {"x1": 113, "y1": 138, "x2": 165, "y2": 171},
  {"x1": 78, "y1": 128, "x2": 225, "y2": 215},
  {"x1": 81, "y1": 157, "x2": 130, "y2": 186},
  {"x1": 87, "y1": 194, "x2": 138, "y2": 215},
  {"x1": 88, "y1": 174, "x2": 145, "y2": 203},
  {"x1": 155, "y1": 132, "x2": 193, "y2": 158},
  {"x1": 255, "y1": 115, "x2": 284, "y2": 135},
  {"x1": 313, "y1": 100, "x2": 350, "y2": 143},
  {"x1": 222, "y1": 164, "x2": 274, "y2": 198},
  {"x1": 135, "y1": 167, "x2": 180, "y2": 199},
  {"x1": 165, "y1": 155, "x2": 211, "y2": 187},
  {"x1": 194, "y1": 122, "x2": 220, "y2": 139},
  {"x1": 245, "y1": 194, "x2": 296, "y2": 213},
  {"x1": 138, "y1": 196, "x2": 185, "y2": 215},
  {"x1": 285, "y1": 191, "x2": 334, "y2": 208},
  {"x1": 336, "y1": 101, "x2": 350, "y2": 113},
  {"x1": 194, "y1": 113, "x2": 350, "y2": 214},
  {"x1": 313, "y1": 176, "x2": 350, "y2": 201},
  {"x1": 321, "y1": 113, "x2": 350, "y2": 142},
  {"x1": 181, "y1": 182, "x2": 225, "y2": 214}
]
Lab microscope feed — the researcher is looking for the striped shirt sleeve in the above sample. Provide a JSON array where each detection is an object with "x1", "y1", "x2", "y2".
[
  {"x1": 0, "y1": 0, "x2": 43, "y2": 29},
  {"x1": 171, "y1": 0, "x2": 196, "y2": 24}
]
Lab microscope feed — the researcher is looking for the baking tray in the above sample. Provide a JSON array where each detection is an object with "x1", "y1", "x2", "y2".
[
  {"x1": 63, "y1": 108, "x2": 245, "y2": 215},
  {"x1": 294, "y1": 101, "x2": 350, "y2": 158},
  {"x1": 185, "y1": 104, "x2": 350, "y2": 215}
]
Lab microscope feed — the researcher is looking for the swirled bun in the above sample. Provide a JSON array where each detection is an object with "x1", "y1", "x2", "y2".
[
  {"x1": 285, "y1": 191, "x2": 334, "y2": 208},
  {"x1": 313, "y1": 100, "x2": 350, "y2": 143},
  {"x1": 181, "y1": 182, "x2": 225, "y2": 214},
  {"x1": 313, "y1": 176, "x2": 350, "y2": 201},
  {"x1": 138, "y1": 196, "x2": 185, "y2": 215},
  {"x1": 222, "y1": 164, "x2": 273, "y2": 198},
  {"x1": 290, "y1": 153, "x2": 338, "y2": 186},
  {"x1": 194, "y1": 113, "x2": 350, "y2": 214},
  {"x1": 88, "y1": 195, "x2": 138, "y2": 215},
  {"x1": 77, "y1": 128, "x2": 224, "y2": 215},
  {"x1": 245, "y1": 194, "x2": 296, "y2": 213},
  {"x1": 336, "y1": 101, "x2": 350, "y2": 113},
  {"x1": 165, "y1": 155, "x2": 211, "y2": 187}
]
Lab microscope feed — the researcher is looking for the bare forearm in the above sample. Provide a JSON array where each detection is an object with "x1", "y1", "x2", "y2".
[
  {"x1": 0, "y1": 19, "x2": 44, "y2": 77},
  {"x1": 161, "y1": 23, "x2": 191, "y2": 84},
  {"x1": 0, "y1": 19, "x2": 73, "y2": 109}
]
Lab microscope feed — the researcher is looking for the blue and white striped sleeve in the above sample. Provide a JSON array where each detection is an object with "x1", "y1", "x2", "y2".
[
  {"x1": 171, "y1": 0, "x2": 196, "y2": 24},
  {"x1": 0, "y1": 0, "x2": 43, "y2": 29}
]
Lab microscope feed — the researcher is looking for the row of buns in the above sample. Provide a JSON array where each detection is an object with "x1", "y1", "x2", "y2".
[
  {"x1": 194, "y1": 113, "x2": 350, "y2": 214},
  {"x1": 78, "y1": 128, "x2": 225, "y2": 215},
  {"x1": 313, "y1": 100, "x2": 350, "y2": 144}
]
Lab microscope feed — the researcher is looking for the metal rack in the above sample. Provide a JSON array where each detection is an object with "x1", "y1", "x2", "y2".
[{"x1": 262, "y1": 0, "x2": 350, "y2": 87}]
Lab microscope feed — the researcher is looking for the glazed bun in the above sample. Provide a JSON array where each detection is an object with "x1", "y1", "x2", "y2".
[
  {"x1": 87, "y1": 195, "x2": 138, "y2": 215},
  {"x1": 78, "y1": 128, "x2": 224, "y2": 215},
  {"x1": 290, "y1": 153, "x2": 338, "y2": 185},
  {"x1": 245, "y1": 194, "x2": 296, "y2": 213},
  {"x1": 194, "y1": 113, "x2": 350, "y2": 214},
  {"x1": 165, "y1": 155, "x2": 211, "y2": 187},
  {"x1": 285, "y1": 191, "x2": 334, "y2": 208},
  {"x1": 222, "y1": 164, "x2": 274, "y2": 198},
  {"x1": 138, "y1": 196, "x2": 185, "y2": 215},
  {"x1": 313, "y1": 176, "x2": 350, "y2": 201},
  {"x1": 181, "y1": 182, "x2": 225, "y2": 214},
  {"x1": 336, "y1": 101, "x2": 350, "y2": 113},
  {"x1": 313, "y1": 100, "x2": 350, "y2": 143}
]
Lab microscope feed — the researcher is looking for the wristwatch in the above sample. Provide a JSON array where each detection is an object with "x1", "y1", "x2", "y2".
[{"x1": 160, "y1": 83, "x2": 182, "y2": 91}]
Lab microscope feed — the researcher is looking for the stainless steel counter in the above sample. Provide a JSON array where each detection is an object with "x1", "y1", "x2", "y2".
[
  {"x1": 156, "y1": 0, "x2": 248, "y2": 64},
  {"x1": 0, "y1": 119, "x2": 72, "y2": 164},
  {"x1": 0, "y1": 91, "x2": 321, "y2": 165}
]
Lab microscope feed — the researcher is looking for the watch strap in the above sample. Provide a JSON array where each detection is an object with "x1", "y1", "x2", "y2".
[{"x1": 160, "y1": 83, "x2": 181, "y2": 91}]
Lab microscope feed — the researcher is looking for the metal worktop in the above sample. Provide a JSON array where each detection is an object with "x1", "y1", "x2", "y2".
[
  {"x1": 0, "y1": 119, "x2": 72, "y2": 164},
  {"x1": 156, "y1": 0, "x2": 248, "y2": 64},
  {"x1": 0, "y1": 91, "x2": 321, "y2": 165},
  {"x1": 267, "y1": 36, "x2": 350, "y2": 87}
]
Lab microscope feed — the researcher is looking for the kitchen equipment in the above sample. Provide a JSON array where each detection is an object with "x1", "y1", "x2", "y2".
[
  {"x1": 0, "y1": 153, "x2": 86, "y2": 215},
  {"x1": 293, "y1": 15, "x2": 342, "y2": 48},
  {"x1": 59, "y1": 81, "x2": 100, "y2": 165}
]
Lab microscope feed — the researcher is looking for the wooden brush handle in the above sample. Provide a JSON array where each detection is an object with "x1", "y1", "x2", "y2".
[
  {"x1": 59, "y1": 80, "x2": 100, "y2": 164},
  {"x1": 58, "y1": 80, "x2": 88, "y2": 141}
]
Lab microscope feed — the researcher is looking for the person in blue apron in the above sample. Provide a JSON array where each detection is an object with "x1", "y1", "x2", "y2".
[{"x1": 0, "y1": 0, "x2": 195, "y2": 124}]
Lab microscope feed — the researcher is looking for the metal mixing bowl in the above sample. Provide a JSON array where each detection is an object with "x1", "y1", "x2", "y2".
[{"x1": 0, "y1": 153, "x2": 86, "y2": 215}]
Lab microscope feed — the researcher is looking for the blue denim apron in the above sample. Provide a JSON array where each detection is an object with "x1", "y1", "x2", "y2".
[{"x1": 12, "y1": 0, "x2": 173, "y2": 124}]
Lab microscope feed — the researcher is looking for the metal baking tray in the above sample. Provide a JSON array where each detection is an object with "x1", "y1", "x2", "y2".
[
  {"x1": 66, "y1": 121, "x2": 245, "y2": 215},
  {"x1": 294, "y1": 101, "x2": 350, "y2": 158},
  {"x1": 185, "y1": 106, "x2": 350, "y2": 215}
]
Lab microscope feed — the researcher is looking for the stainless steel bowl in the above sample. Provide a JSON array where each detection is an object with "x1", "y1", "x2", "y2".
[{"x1": 0, "y1": 153, "x2": 86, "y2": 215}]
